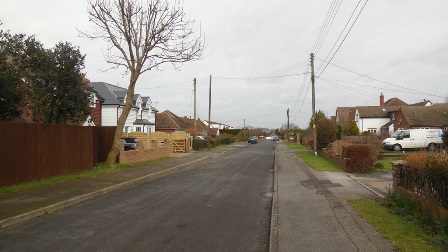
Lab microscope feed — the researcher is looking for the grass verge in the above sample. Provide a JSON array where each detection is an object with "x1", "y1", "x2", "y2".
[
  {"x1": 0, "y1": 157, "x2": 172, "y2": 195},
  {"x1": 374, "y1": 157, "x2": 400, "y2": 173},
  {"x1": 295, "y1": 150, "x2": 345, "y2": 172},
  {"x1": 284, "y1": 141, "x2": 307, "y2": 149},
  {"x1": 349, "y1": 199, "x2": 441, "y2": 252}
]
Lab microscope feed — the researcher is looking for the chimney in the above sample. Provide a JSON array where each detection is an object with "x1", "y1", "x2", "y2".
[{"x1": 380, "y1": 93, "x2": 384, "y2": 106}]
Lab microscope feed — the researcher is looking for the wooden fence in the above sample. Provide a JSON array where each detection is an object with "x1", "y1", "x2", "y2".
[
  {"x1": 0, "y1": 123, "x2": 116, "y2": 187},
  {"x1": 121, "y1": 131, "x2": 190, "y2": 153},
  {"x1": 341, "y1": 135, "x2": 382, "y2": 144}
]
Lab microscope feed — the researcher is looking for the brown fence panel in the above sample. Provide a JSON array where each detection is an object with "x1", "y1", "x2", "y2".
[
  {"x1": 92, "y1": 126, "x2": 117, "y2": 165},
  {"x1": 0, "y1": 123, "x2": 116, "y2": 187}
]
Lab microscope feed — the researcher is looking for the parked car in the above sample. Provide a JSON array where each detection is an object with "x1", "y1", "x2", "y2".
[
  {"x1": 121, "y1": 137, "x2": 139, "y2": 151},
  {"x1": 248, "y1": 136, "x2": 258, "y2": 144},
  {"x1": 271, "y1": 136, "x2": 280, "y2": 141}
]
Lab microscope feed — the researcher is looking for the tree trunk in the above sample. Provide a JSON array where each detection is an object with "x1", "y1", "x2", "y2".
[{"x1": 104, "y1": 75, "x2": 138, "y2": 165}]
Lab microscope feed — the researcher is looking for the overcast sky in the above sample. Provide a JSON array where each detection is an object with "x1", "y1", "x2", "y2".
[{"x1": 1, "y1": 0, "x2": 447, "y2": 129}]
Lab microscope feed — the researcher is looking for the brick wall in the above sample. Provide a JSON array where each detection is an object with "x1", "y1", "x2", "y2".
[
  {"x1": 118, "y1": 146, "x2": 170, "y2": 165},
  {"x1": 321, "y1": 149, "x2": 347, "y2": 170}
]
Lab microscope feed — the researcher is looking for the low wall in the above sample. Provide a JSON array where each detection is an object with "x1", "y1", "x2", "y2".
[
  {"x1": 321, "y1": 149, "x2": 347, "y2": 170},
  {"x1": 118, "y1": 146, "x2": 170, "y2": 165}
]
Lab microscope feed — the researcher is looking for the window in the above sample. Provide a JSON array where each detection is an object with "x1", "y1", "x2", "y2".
[
  {"x1": 368, "y1": 128, "x2": 377, "y2": 135},
  {"x1": 136, "y1": 127, "x2": 142, "y2": 132},
  {"x1": 399, "y1": 131, "x2": 410, "y2": 138},
  {"x1": 391, "y1": 113, "x2": 396, "y2": 121}
]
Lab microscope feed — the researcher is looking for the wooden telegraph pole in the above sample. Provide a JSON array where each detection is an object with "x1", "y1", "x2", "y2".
[
  {"x1": 311, "y1": 53, "x2": 317, "y2": 156},
  {"x1": 243, "y1": 119, "x2": 246, "y2": 141},
  {"x1": 193, "y1": 78, "x2": 197, "y2": 150},
  {"x1": 207, "y1": 75, "x2": 212, "y2": 150},
  {"x1": 287, "y1": 108, "x2": 290, "y2": 141}
]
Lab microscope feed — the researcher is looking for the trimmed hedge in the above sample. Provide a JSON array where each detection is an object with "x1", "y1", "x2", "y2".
[
  {"x1": 343, "y1": 145, "x2": 376, "y2": 173},
  {"x1": 193, "y1": 137, "x2": 235, "y2": 150}
]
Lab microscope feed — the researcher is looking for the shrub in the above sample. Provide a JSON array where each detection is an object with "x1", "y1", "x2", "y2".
[
  {"x1": 192, "y1": 139, "x2": 207, "y2": 150},
  {"x1": 404, "y1": 152, "x2": 448, "y2": 171},
  {"x1": 306, "y1": 139, "x2": 314, "y2": 150},
  {"x1": 344, "y1": 145, "x2": 376, "y2": 173}
]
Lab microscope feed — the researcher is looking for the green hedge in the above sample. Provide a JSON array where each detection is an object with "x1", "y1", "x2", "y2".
[
  {"x1": 193, "y1": 137, "x2": 235, "y2": 150},
  {"x1": 220, "y1": 129, "x2": 241, "y2": 136}
]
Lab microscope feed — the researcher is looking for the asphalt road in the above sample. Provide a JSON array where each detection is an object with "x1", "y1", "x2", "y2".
[{"x1": 0, "y1": 141, "x2": 275, "y2": 252}]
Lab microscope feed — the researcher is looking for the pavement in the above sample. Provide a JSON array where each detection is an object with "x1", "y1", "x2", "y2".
[{"x1": 0, "y1": 142, "x2": 396, "y2": 251}]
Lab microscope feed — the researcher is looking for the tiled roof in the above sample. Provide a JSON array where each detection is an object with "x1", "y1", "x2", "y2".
[
  {"x1": 410, "y1": 100, "x2": 432, "y2": 106},
  {"x1": 357, "y1": 106, "x2": 401, "y2": 118},
  {"x1": 384, "y1": 97, "x2": 408, "y2": 107},
  {"x1": 133, "y1": 119, "x2": 153, "y2": 125},
  {"x1": 336, "y1": 107, "x2": 356, "y2": 125},
  {"x1": 156, "y1": 110, "x2": 186, "y2": 130},
  {"x1": 357, "y1": 106, "x2": 389, "y2": 118},
  {"x1": 182, "y1": 117, "x2": 207, "y2": 130},
  {"x1": 401, "y1": 106, "x2": 448, "y2": 126},
  {"x1": 89, "y1": 82, "x2": 126, "y2": 105},
  {"x1": 89, "y1": 82, "x2": 141, "y2": 108}
]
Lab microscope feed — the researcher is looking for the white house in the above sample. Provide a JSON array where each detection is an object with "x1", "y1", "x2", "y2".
[
  {"x1": 89, "y1": 82, "x2": 157, "y2": 133},
  {"x1": 355, "y1": 106, "x2": 396, "y2": 136},
  {"x1": 202, "y1": 120, "x2": 233, "y2": 130}
]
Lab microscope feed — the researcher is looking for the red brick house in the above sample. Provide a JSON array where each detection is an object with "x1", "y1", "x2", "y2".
[
  {"x1": 155, "y1": 110, "x2": 186, "y2": 133},
  {"x1": 394, "y1": 105, "x2": 448, "y2": 131}
]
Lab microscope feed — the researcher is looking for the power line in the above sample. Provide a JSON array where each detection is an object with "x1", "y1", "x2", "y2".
[
  {"x1": 317, "y1": 0, "x2": 369, "y2": 76},
  {"x1": 312, "y1": 0, "x2": 342, "y2": 55},
  {"x1": 214, "y1": 73, "x2": 308, "y2": 80},
  {"x1": 316, "y1": 58, "x2": 447, "y2": 99},
  {"x1": 313, "y1": 0, "x2": 343, "y2": 55},
  {"x1": 316, "y1": 0, "x2": 363, "y2": 73}
]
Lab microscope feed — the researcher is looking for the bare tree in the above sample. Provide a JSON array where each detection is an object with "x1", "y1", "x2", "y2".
[{"x1": 82, "y1": 0, "x2": 204, "y2": 165}]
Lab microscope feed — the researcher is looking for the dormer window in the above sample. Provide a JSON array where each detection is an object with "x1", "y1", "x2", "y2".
[{"x1": 391, "y1": 113, "x2": 396, "y2": 121}]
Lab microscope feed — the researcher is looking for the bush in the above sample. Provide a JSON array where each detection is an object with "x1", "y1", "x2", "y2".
[
  {"x1": 343, "y1": 145, "x2": 376, "y2": 173},
  {"x1": 192, "y1": 139, "x2": 207, "y2": 150}
]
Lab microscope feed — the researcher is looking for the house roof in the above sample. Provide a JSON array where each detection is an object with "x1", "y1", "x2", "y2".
[
  {"x1": 89, "y1": 82, "x2": 126, "y2": 105},
  {"x1": 433, "y1": 103, "x2": 448, "y2": 107},
  {"x1": 400, "y1": 106, "x2": 448, "y2": 127},
  {"x1": 335, "y1": 107, "x2": 356, "y2": 125},
  {"x1": 182, "y1": 117, "x2": 207, "y2": 130},
  {"x1": 384, "y1": 97, "x2": 408, "y2": 107},
  {"x1": 89, "y1": 82, "x2": 141, "y2": 108},
  {"x1": 156, "y1": 110, "x2": 186, "y2": 130},
  {"x1": 410, "y1": 100, "x2": 432, "y2": 106},
  {"x1": 357, "y1": 106, "x2": 402, "y2": 118},
  {"x1": 133, "y1": 119, "x2": 153, "y2": 125},
  {"x1": 357, "y1": 106, "x2": 389, "y2": 118}
]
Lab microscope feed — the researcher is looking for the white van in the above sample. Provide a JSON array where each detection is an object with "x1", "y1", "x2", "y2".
[{"x1": 382, "y1": 129, "x2": 443, "y2": 151}]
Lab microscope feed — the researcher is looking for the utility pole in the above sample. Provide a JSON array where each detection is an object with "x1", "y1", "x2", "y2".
[
  {"x1": 287, "y1": 108, "x2": 290, "y2": 141},
  {"x1": 193, "y1": 78, "x2": 197, "y2": 150},
  {"x1": 207, "y1": 75, "x2": 212, "y2": 150},
  {"x1": 243, "y1": 119, "x2": 246, "y2": 141},
  {"x1": 311, "y1": 53, "x2": 317, "y2": 156}
]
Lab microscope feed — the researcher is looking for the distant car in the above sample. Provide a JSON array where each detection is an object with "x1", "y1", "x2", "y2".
[
  {"x1": 248, "y1": 136, "x2": 258, "y2": 144},
  {"x1": 195, "y1": 136, "x2": 205, "y2": 140},
  {"x1": 271, "y1": 136, "x2": 280, "y2": 141},
  {"x1": 121, "y1": 137, "x2": 139, "y2": 151}
]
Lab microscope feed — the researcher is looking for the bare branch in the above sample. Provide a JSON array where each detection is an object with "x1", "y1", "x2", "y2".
[{"x1": 81, "y1": 0, "x2": 204, "y2": 165}]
